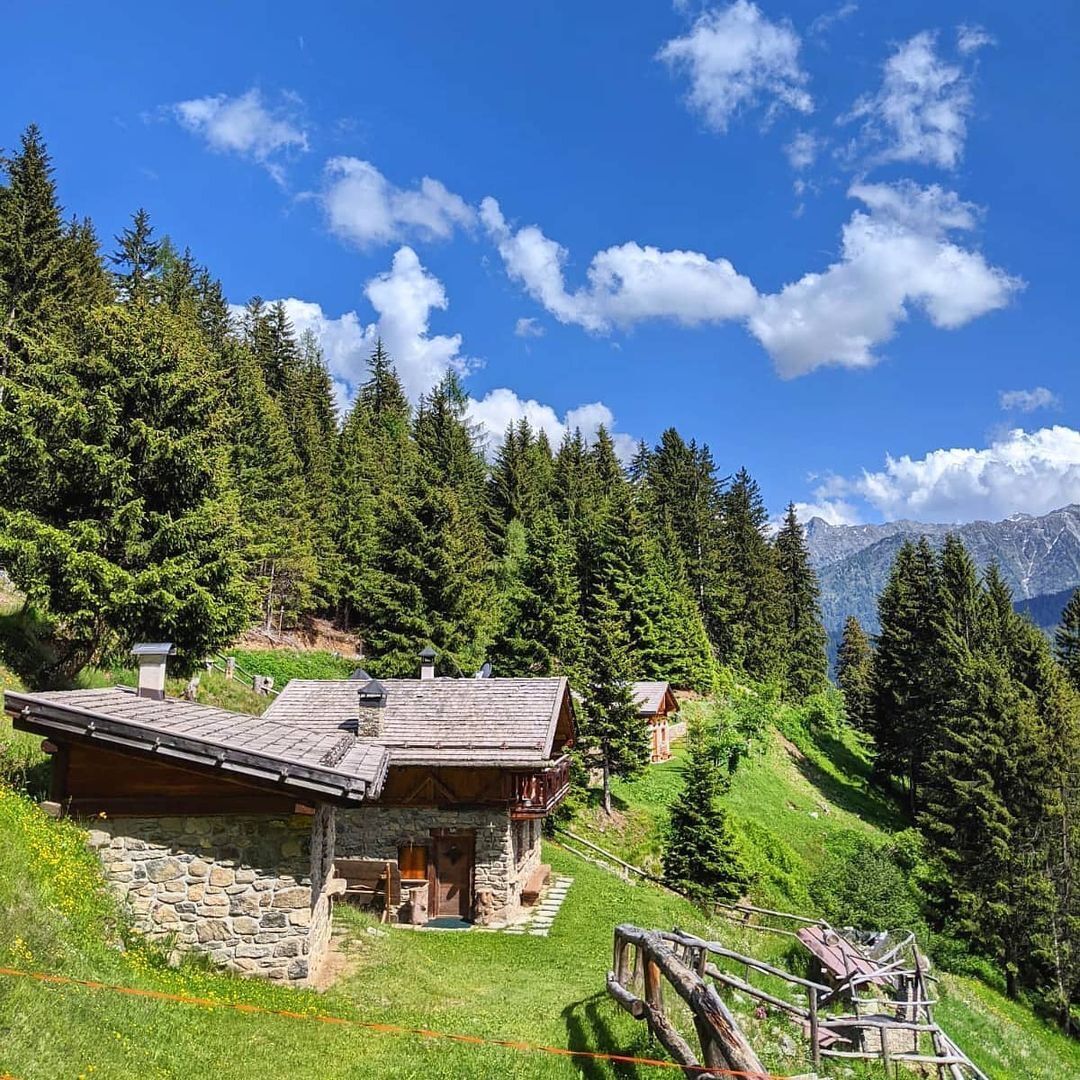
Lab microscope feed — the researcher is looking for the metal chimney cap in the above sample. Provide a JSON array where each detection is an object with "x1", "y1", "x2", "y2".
[
  {"x1": 357, "y1": 678, "x2": 387, "y2": 702},
  {"x1": 418, "y1": 646, "x2": 437, "y2": 661},
  {"x1": 131, "y1": 642, "x2": 174, "y2": 657},
  {"x1": 347, "y1": 668, "x2": 373, "y2": 682}
]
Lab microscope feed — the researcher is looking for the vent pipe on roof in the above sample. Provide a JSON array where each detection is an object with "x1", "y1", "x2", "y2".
[
  {"x1": 418, "y1": 645, "x2": 436, "y2": 681},
  {"x1": 131, "y1": 643, "x2": 174, "y2": 701}
]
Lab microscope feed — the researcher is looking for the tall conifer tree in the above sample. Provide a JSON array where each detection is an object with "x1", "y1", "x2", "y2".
[{"x1": 775, "y1": 503, "x2": 829, "y2": 698}]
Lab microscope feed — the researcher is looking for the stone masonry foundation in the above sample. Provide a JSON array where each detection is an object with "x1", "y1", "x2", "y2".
[
  {"x1": 336, "y1": 806, "x2": 543, "y2": 924},
  {"x1": 86, "y1": 806, "x2": 336, "y2": 985}
]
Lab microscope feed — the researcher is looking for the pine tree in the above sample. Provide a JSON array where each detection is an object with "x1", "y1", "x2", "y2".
[
  {"x1": 580, "y1": 582, "x2": 649, "y2": 814},
  {"x1": 663, "y1": 715, "x2": 750, "y2": 902},
  {"x1": 776, "y1": 503, "x2": 829, "y2": 698},
  {"x1": 0, "y1": 299, "x2": 253, "y2": 675},
  {"x1": 714, "y1": 467, "x2": 784, "y2": 683},
  {"x1": 0, "y1": 124, "x2": 76, "y2": 337},
  {"x1": 836, "y1": 615, "x2": 874, "y2": 731},
  {"x1": 871, "y1": 538, "x2": 940, "y2": 812},
  {"x1": 489, "y1": 510, "x2": 584, "y2": 678},
  {"x1": 1056, "y1": 588, "x2": 1080, "y2": 693},
  {"x1": 110, "y1": 208, "x2": 160, "y2": 302}
]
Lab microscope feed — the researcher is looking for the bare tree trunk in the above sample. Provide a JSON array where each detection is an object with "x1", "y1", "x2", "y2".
[{"x1": 603, "y1": 752, "x2": 612, "y2": 815}]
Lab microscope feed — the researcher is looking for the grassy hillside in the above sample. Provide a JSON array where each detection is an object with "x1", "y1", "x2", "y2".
[
  {"x1": 3, "y1": 645, "x2": 1079, "y2": 1077},
  {"x1": 566, "y1": 698, "x2": 1080, "y2": 1078}
]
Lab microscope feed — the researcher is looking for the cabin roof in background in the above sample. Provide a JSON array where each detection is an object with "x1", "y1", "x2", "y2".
[
  {"x1": 264, "y1": 676, "x2": 573, "y2": 768},
  {"x1": 632, "y1": 681, "x2": 675, "y2": 716}
]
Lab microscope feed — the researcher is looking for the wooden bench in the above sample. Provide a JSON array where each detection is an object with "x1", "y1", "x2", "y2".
[
  {"x1": 334, "y1": 859, "x2": 402, "y2": 921},
  {"x1": 521, "y1": 863, "x2": 551, "y2": 905}
]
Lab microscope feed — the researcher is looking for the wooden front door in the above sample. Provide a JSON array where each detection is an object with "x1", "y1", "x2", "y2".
[{"x1": 431, "y1": 832, "x2": 474, "y2": 920}]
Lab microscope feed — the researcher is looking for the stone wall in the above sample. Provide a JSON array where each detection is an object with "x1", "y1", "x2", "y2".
[
  {"x1": 337, "y1": 806, "x2": 542, "y2": 924},
  {"x1": 86, "y1": 808, "x2": 335, "y2": 985}
]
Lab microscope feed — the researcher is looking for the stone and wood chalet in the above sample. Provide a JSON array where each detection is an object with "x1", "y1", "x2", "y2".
[
  {"x1": 632, "y1": 681, "x2": 682, "y2": 763},
  {"x1": 4, "y1": 645, "x2": 575, "y2": 986}
]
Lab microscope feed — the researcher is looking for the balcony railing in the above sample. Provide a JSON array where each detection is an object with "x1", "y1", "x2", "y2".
[{"x1": 509, "y1": 755, "x2": 571, "y2": 818}]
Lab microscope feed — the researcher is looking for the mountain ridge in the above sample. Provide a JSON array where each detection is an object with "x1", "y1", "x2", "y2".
[{"x1": 806, "y1": 504, "x2": 1080, "y2": 634}]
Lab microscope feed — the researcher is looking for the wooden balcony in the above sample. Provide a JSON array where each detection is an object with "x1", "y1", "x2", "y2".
[{"x1": 509, "y1": 755, "x2": 571, "y2": 818}]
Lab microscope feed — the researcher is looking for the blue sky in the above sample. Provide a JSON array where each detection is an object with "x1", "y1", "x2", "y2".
[{"x1": 4, "y1": 1, "x2": 1078, "y2": 524}]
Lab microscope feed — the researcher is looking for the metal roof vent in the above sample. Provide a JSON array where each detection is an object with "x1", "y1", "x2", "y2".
[
  {"x1": 131, "y1": 642, "x2": 173, "y2": 701},
  {"x1": 418, "y1": 646, "x2": 437, "y2": 681}
]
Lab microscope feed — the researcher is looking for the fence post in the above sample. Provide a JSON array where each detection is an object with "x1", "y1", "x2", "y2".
[
  {"x1": 809, "y1": 986, "x2": 820, "y2": 1069},
  {"x1": 224, "y1": 656, "x2": 236, "y2": 680}
]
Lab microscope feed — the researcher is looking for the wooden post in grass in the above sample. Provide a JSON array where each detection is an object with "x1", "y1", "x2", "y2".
[{"x1": 809, "y1": 986, "x2": 820, "y2": 1069}]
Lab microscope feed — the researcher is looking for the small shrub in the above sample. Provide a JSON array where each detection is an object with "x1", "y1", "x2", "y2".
[{"x1": 809, "y1": 831, "x2": 927, "y2": 935}]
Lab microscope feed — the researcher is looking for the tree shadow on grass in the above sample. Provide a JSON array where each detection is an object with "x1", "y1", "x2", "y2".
[
  {"x1": 785, "y1": 730, "x2": 905, "y2": 833},
  {"x1": 562, "y1": 993, "x2": 647, "y2": 1080}
]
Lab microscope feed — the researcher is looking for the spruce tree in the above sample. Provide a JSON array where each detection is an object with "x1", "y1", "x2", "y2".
[
  {"x1": 714, "y1": 467, "x2": 784, "y2": 683},
  {"x1": 836, "y1": 615, "x2": 874, "y2": 731},
  {"x1": 1056, "y1": 588, "x2": 1080, "y2": 693},
  {"x1": 663, "y1": 716, "x2": 750, "y2": 902},
  {"x1": 775, "y1": 503, "x2": 829, "y2": 698},
  {"x1": 580, "y1": 582, "x2": 649, "y2": 814},
  {"x1": 110, "y1": 208, "x2": 160, "y2": 303},
  {"x1": 489, "y1": 509, "x2": 584, "y2": 678},
  {"x1": 871, "y1": 538, "x2": 940, "y2": 812},
  {"x1": 0, "y1": 124, "x2": 76, "y2": 337}
]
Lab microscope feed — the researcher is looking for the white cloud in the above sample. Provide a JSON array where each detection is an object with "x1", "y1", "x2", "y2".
[
  {"x1": 658, "y1": 1, "x2": 812, "y2": 132},
  {"x1": 322, "y1": 156, "x2": 475, "y2": 249},
  {"x1": 819, "y1": 426, "x2": 1080, "y2": 523},
  {"x1": 260, "y1": 249, "x2": 635, "y2": 456},
  {"x1": 1000, "y1": 387, "x2": 1061, "y2": 413},
  {"x1": 480, "y1": 196, "x2": 758, "y2": 333},
  {"x1": 484, "y1": 182, "x2": 1020, "y2": 377},
  {"x1": 173, "y1": 89, "x2": 307, "y2": 180},
  {"x1": 957, "y1": 24, "x2": 995, "y2": 55},
  {"x1": 809, "y1": 3, "x2": 858, "y2": 38},
  {"x1": 467, "y1": 390, "x2": 635, "y2": 461},
  {"x1": 792, "y1": 499, "x2": 862, "y2": 526},
  {"x1": 749, "y1": 181, "x2": 1022, "y2": 376},
  {"x1": 514, "y1": 316, "x2": 545, "y2": 338},
  {"x1": 272, "y1": 246, "x2": 471, "y2": 403},
  {"x1": 785, "y1": 130, "x2": 819, "y2": 170},
  {"x1": 844, "y1": 31, "x2": 974, "y2": 170}
]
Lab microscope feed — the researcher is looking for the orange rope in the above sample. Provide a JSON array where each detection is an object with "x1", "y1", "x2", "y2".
[{"x1": 0, "y1": 966, "x2": 784, "y2": 1078}]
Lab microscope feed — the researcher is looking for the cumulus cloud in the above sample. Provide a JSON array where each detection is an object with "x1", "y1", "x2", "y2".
[
  {"x1": 791, "y1": 499, "x2": 862, "y2": 526},
  {"x1": 322, "y1": 156, "x2": 475, "y2": 249},
  {"x1": 173, "y1": 89, "x2": 307, "y2": 181},
  {"x1": 480, "y1": 196, "x2": 758, "y2": 333},
  {"x1": 514, "y1": 316, "x2": 545, "y2": 338},
  {"x1": 785, "y1": 130, "x2": 819, "y2": 170},
  {"x1": 274, "y1": 245, "x2": 471, "y2": 403},
  {"x1": 658, "y1": 1, "x2": 812, "y2": 132},
  {"x1": 749, "y1": 181, "x2": 1022, "y2": 376},
  {"x1": 483, "y1": 182, "x2": 1020, "y2": 377},
  {"x1": 1000, "y1": 387, "x2": 1061, "y2": 413},
  {"x1": 262, "y1": 249, "x2": 634, "y2": 455},
  {"x1": 467, "y1": 390, "x2": 636, "y2": 461},
  {"x1": 957, "y1": 24, "x2": 995, "y2": 55},
  {"x1": 844, "y1": 31, "x2": 974, "y2": 170},
  {"x1": 817, "y1": 426, "x2": 1080, "y2": 523}
]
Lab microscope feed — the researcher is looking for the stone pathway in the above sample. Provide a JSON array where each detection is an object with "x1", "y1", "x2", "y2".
[{"x1": 498, "y1": 874, "x2": 573, "y2": 937}]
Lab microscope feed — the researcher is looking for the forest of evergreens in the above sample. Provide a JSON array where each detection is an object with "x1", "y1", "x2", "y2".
[{"x1": 4, "y1": 123, "x2": 1080, "y2": 1035}]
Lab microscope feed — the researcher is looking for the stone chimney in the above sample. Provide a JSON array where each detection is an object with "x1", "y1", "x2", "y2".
[
  {"x1": 357, "y1": 678, "x2": 387, "y2": 737},
  {"x1": 418, "y1": 646, "x2": 437, "y2": 681},
  {"x1": 131, "y1": 643, "x2": 174, "y2": 701}
]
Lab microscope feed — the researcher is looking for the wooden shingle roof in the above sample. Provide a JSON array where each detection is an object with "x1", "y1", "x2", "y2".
[
  {"x1": 632, "y1": 681, "x2": 675, "y2": 717},
  {"x1": 4, "y1": 687, "x2": 389, "y2": 803},
  {"x1": 264, "y1": 676, "x2": 573, "y2": 768}
]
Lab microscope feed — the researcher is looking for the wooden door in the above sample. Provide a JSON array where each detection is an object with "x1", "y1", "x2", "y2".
[{"x1": 431, "y1": 833, "x2": 474, "y2": 920}]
